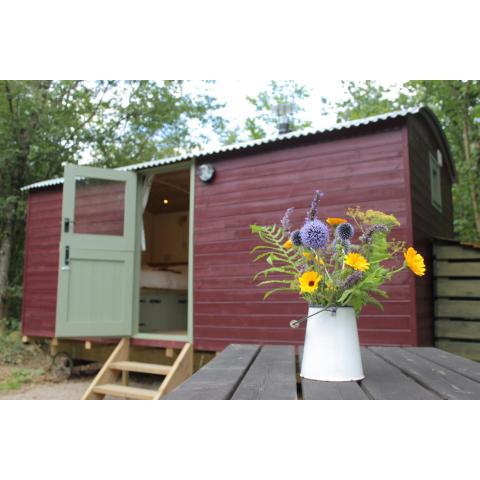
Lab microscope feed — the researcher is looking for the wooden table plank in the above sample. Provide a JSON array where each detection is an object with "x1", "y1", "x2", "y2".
[
  {"x1": 164, "y1": 344, "x2": 260, "y2": 400},
  {"x1": 298, "y1": 346, "x2": 367, "y2": 399},
  {"x1": 371, "y1": 347, "x2": 480, "y2": 400},
  {"x1": 361, "y1": 348, "x2": 440, "y2": 400},
  {"x1": 302, "y1": 378, "x2": 367, "y2": 399},
  {"x1": 405, "y1": 347, "x2": 480, "y2": 383},
  {"x1": 232, "y1": 345, "x2": 297, "y2": 400}
]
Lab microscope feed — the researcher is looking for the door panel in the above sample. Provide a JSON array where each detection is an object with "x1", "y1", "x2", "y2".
[
  {"x1": 56, "y1": 165, "x2": 137, "y2": 338},
  {"x1": 73, "y1": 177, "x2": 126, "y2": 236}
]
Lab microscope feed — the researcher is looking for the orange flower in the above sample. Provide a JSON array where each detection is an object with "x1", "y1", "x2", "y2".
[
  {"x1": 344, "y1": 252, "x2": 370, "y2": 272},
  {"x1": 404, "y1": 247, "x2": 426, "y2": 276},
  {"x1": 283, "y1": 239, "x2": 293, "y2": 249},
  {"x1": 326, "y1": 217, "x2": 348, "y2": 226}
]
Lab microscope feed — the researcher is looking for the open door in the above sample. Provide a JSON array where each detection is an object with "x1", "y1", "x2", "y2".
[{"x1": 55, "y1": 164, "x2": 138, "y2": 337}]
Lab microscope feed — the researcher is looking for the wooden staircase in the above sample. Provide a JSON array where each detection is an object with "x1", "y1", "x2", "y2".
[{"x1": 82, "y1": 339, "x2": 193, "y2": 400}]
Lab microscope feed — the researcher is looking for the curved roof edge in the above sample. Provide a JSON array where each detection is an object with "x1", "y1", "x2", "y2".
[
  {"x1": 22, "y1": 106, "x2": 453, "y2": 191},
  {"x1": 416, "y1": 106, "x2": 456, "y2": 181}
]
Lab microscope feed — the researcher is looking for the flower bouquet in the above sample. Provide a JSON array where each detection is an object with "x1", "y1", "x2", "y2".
[{"x1": 250, "y1": 191, "x2": 425, "y2": 381}]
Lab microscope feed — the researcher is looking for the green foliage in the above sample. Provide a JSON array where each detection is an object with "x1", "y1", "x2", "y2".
[
  {"x1": 366, "y1": 232, "x2": 389, "y2": 264},
  {"x1": 0, "y1": 330, "x2": 44, "y2": 364},
  {"x1": 250, "y1": 224, "x2": 302, "y2": 299},
  {"x1": 338, "y1": 266, "x2": 390, "y2": 316},
  {"x1": 324, "y1": 81, "x2": 418, "y2": 122},
  {"x1": 0, "y1": 368, "x2": 44, "y2": 391},
  {"x1": 85, "y1": 80, "x2": 225, "y2": 168},
  {"x1": 408, "y1": 80, "x2": 480, "y2": 242},
  {"x1": 346, "y1": 207, "x2": 401, "y2": 229}
]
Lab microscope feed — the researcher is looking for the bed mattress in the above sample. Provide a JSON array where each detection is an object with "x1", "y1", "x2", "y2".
[{"x1": 140, "y1": 265, "x2": 188, "y2": 291}]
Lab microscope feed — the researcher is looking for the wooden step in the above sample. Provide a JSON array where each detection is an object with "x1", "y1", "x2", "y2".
[
  {"x1": 93, "y1": 384, "x2": 156, "y2": 400},
  {"x1": 110, "y1": 361, "x2": 171, "y2": 376}
]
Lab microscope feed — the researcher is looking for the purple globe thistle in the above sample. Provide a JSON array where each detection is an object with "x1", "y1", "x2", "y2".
[
  {"x1": 336, "y1": 222, "x2": 355, "y2": 241},
  {"x1": 300, "y1": 219, "x2": 329, "y2": 249},
  {"x1": 290, "y1": 229, "x2": 302, "y2": 246}
]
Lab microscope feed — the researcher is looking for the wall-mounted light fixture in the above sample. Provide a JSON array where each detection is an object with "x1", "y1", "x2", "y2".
[{"x1": 197, "y1": 163, "x2": 215, "y2": 183}]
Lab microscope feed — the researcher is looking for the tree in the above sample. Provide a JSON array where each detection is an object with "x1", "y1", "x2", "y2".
[
  {"x1": 0, "y1": 80, "x2": 223, "y2": 330},
  {"x1": 331, "y1": 80, "x2": 480, "y2": 243},
  {"x1": 86, "y1": 81, "x2": 223, "y2": 167},
  {"x1": 329, "y1": 80, "x2": 417, "y2": 122},
  {"x1": 407, "y1": 80, "x2": 480, "y2": 242},
  {"x1": 244, "y1": 81, "x2": 312, "y2": 139}
]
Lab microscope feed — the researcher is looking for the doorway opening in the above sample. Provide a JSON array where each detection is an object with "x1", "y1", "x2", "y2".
[{"x1": 138, "y1": 168, "x2": 190, "y2": 337}]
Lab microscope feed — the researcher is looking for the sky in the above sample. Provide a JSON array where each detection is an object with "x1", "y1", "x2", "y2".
[
  {"x1": 79, "y1": 80, "x2": 403, "y2": 164},
  {"x1": 188, "y1": 80, "x2": 402, "y2": 148},
  {"x1": 209, "y1": 79, "x2": 345, "y2": 126}
]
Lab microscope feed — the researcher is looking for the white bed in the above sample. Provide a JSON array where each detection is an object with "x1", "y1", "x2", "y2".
[{"x1": 140, "y1": 265, "x2": 188, "y2": 291}]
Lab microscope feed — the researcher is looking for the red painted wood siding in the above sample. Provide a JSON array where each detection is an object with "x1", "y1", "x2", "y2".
[
  {"x1": 407, "y1": 116, "x2": 454, "y2": 345},
  {"x1": 74, "y1": 179, "x2": 125, "y2": 235},
  {"x1": 21, "y1": 187, "x2": 62, "y2": 337},
  {"x1": 193, "y1": 127, "x2": 415, "y2": 351}
]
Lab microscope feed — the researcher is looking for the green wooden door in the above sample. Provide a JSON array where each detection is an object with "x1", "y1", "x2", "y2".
[{"x1": 55, "y1": 164, "x2": 138, "y2": 337}]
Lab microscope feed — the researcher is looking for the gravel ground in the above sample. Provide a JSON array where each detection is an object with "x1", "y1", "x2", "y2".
[
  {"x1": 0, "y1": 379, "x2": 92, "y2": 400},
  {"x1": 0, "y1": 372, "x2": 162, "y2": 400}
]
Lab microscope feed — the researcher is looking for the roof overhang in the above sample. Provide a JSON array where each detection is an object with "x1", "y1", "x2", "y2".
[{"x1": 22, "y1": 106, "x2": 454, "y2": 191}]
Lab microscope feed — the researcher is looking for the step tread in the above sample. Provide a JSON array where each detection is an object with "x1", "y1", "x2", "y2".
[
  {"x1": 110, "y1": 361, "x2": 171, "y2": 376},
  {"x1": 93, "y1": 384, "x2": 156, "y2": 400}
]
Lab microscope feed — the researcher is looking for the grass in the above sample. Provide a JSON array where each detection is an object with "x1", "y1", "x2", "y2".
[
  {"x1": 0, "y1": 329, "x2": 49, "y2": 392},
  {"x1": 0, "y1": 330, "x2": 46, "y2": 364},
  {"x1": 0, "y1": 368, "x2": 44, "y2": 391}
]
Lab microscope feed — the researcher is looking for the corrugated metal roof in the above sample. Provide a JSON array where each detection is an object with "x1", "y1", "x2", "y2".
[{"x1": 21, "y1": 107, "x2": 422, "y2": 191}]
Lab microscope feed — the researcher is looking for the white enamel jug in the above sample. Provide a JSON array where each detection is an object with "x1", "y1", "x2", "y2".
[{"x1": 300, "y1": 306, "x2": 365, "y2": 382}]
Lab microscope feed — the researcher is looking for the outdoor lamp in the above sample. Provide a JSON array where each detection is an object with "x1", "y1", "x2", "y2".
[{"x1": 197, "y1": 163, "x2": 215, "y2": 183}]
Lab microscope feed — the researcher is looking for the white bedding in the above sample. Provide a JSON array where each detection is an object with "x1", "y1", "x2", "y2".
[{"x1": 140, "y1": 265, "x2": 188, "y2": 291}]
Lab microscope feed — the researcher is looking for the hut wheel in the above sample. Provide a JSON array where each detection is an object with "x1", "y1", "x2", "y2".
[{"x1": 51, "y1": 352, "x2": 74, "y2": 382}]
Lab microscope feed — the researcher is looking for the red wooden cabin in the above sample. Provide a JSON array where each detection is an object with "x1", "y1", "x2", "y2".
[{"x1": 21, "y1": 106, "x2": 454, "y2": 355}]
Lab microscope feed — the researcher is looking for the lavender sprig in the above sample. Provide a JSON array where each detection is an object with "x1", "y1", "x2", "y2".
[
  {"x1": 305, "y1": 190, "x2": 324, "y2": 221},
  {"x1": 359, "y1": 224, "x2": 389, "y2": 244},
  {"x1": 342, "y1": 271, "x2": 364, "y2": 289},
  {"x1": 280, "y1": 207, "x2": 294, "y2": 236}
]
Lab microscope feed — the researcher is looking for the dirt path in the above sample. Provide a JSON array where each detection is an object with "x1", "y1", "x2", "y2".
[{"x1": 0, "y1": 379, "x2": 92, "y2": 400}]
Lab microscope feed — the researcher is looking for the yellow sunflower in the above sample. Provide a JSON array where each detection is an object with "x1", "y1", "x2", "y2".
[
  {"x1": 326, "y1": 217, "x2": 348, "y2": 226},
  {"x1": 283, "y1": 239, "x2": 293, "y2": 249},
  {"x1": 344, "y1": 252, "x2": 370, "y2": 272},
  {"x1": 298, "y1": 271, "x2": 322, "y2": 294},
  {"x1": 404, "y1": 247, "x2": 426, "y2": 276}
]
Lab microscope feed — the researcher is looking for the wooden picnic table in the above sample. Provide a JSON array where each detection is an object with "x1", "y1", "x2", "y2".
[{"x1": 164, "y1": 344, "x2": 480, "y2": 400}]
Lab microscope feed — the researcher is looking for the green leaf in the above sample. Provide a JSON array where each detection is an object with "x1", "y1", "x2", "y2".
[
  {"x1": 258, "y1": 279, "x2": 293, "y2": 286},
  {"x1": 253, "y1": 252, "x2": 271, "y2": 262},
  {"x1": 263, "y1": 287, "x2": 295, "y2": 300}
]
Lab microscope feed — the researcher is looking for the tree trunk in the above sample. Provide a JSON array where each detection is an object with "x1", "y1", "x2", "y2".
[
  {"x1": 0, "y1": 229, "x2": 13, "y2": 335},
  {"x1": 462, "y1": 109, "x2": 480, "y2": 239}
]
